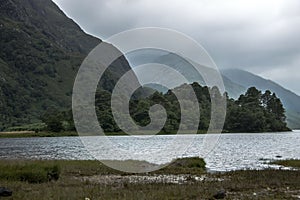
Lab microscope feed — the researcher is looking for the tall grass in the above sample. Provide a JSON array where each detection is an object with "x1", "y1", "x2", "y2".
[
  {"x1": 0, "y1": 161, "x2": 60, "y2": 183},
  {"x1": 0, "y1": 159, "x2": 299, "y2": 199}
]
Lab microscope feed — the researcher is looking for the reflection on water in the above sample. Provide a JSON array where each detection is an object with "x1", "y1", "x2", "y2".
[{"x1": 0, "y1": 132, "x2": 299, "y2": 172}]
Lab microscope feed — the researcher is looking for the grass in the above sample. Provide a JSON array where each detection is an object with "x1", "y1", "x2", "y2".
[
  {"x1": 271, "y1": 160, "x2": 300, "y2": 169},
  {"x1": 5, "y1": 123, "x2": 47, "y2": 132},
  {"x1": 0, "y1": 158, "x2": 206, "y2": 178},
  {"x1": 0, "y1": 131, "x2": 198, "y2": 138},
  {"x1": 0, "y1": 131, "x2": 79, "y2": 138},
  {"x1": 0, "y1": 161, "x2": 60, "y2": 183},
  {"x1": 0, "y1": 159, "x2": 299, "y2": 199}
]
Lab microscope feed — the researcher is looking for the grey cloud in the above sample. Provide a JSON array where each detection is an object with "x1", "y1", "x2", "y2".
[{"x1": 53, "y1": 0, "x2": 300, "y2": 95}]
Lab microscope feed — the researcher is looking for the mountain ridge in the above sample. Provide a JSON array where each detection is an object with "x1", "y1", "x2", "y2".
[
  {"x1": 128, "y1": 50, "x2": 300, "y2": 129},
  {"x1": 0, "y1": 0, "x2": 134, "y2": 130},
  {"x1": 128, "y1": 51, "x2": 246, "y2": 99},
  {"x1": 1, "y1": 0, "x2": 299, "y2": 131}
]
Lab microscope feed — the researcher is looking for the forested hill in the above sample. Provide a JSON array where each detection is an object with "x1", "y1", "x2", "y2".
[{"x1": 0, "y1": 0, "x2": 133, "y2": 130}]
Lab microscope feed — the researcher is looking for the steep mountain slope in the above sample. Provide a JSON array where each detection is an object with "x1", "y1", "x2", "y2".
[
  {"x1": 128, "y1": 51, "x2": 246, "y2": 99},
  {"x1": 222, "y1": 69, "x2": 300, "y2": 129},
  {"x1": 154, "y1": 53, "x2": 246, "y2": 98},
  {"x1": 0, "y1": 0, "x2": 133, "y2": 130}
]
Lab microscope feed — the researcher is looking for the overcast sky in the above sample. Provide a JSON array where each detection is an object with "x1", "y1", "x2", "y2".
[{"x1": 53, "y1": 0, "x2": 300, "y2": 95}]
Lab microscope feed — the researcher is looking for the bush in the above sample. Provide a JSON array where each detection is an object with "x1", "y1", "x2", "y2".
[
  {"x1": 157, "y1": 157, "x2": 207, "y2": 175},
  {"x1": 170, "y1": 157, "x2": 206, "y2": 169},
  {"x1": 46, "y1": 119, "x2": 64, "y2": 132}
]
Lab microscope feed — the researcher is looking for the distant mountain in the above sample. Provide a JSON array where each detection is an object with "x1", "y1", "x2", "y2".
[
  {"x1": 128, "y1": 51, "x2": 300, "y2": 129},
  {"x1": 222, "y1": 69, "x2": 300, "y2": 129},
  {"x1": 128, "y1": 51, "x2": 246, "y2": 99},
  {"x1": 0, "y1": 0, "x2": 134, "y2": 130},
  {"x1": 1, "y1": 0, "x2": 298, "y2": 131}
]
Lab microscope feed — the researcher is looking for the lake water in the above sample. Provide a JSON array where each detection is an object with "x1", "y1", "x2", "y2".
[{"x1": 0, "y1": 131, "x2": 300, "y2": 172}]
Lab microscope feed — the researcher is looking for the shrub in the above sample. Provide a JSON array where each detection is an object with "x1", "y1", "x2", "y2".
[
  {"x1": 157, "y1": 157, "x2": 207, "y2": 175},
  {"x1": 170, "y1": 157, "x2": 206, "y2": 169}
]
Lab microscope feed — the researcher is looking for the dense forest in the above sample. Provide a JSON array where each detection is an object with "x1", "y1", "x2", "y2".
[{"x1": 38, "y1": 82, "x2": 290, "y2": 134}]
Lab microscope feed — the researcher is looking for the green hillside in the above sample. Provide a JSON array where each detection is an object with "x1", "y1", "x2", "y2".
[{"x1": 0, "y1": 0, "x2": 133, "y2": 130}]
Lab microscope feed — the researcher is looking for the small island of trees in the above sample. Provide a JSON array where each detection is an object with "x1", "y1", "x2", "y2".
[{"x1": 41, "y1": 83, "x2": 290, "y2": 134}]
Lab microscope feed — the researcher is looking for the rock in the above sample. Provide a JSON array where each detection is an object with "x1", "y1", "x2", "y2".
[
  {"x1": 0, "y1": 187, "x2": 12, "y2": 197},
  {"x1": 213, "y1": 190, "x2": 226, "y2": 199}
]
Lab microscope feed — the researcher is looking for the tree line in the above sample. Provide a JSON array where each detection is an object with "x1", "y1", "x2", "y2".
[{"x1": 42, "y1": 82, "x2": 290, "y2": 133}]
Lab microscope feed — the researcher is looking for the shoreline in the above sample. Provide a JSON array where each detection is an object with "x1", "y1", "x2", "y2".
[
  {"x1": 0, "y1": 130, "x2": 296, "y2": 139},
  {"x1": 0, "y1": 159, "x2": 299, "y2": 199}
]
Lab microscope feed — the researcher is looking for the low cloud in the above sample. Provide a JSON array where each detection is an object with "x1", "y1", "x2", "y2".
[{"x1": 53, "y1": 0, "x2": 300, "y2": 94}]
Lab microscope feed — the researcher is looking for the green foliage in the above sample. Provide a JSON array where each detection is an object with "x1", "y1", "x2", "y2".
[
  {"x1": 130, "y1": 84, "x2": 289, "y2": 133},
  {"x1": 225, "y1": 87, "x2": 290, "y2": 132},
  {"x1": 34, "y1": 84, "x2": 290, "y2": 134},
  {"x1": 0, "y1": 162, "x2": 60, "y2": 183},
  {"x1": 95, "y1": 90, "x2": 120, "y2": 132},
  {"x1": 45, "y1": 119, "x2": 64, "y2": 133},
  {"x1": 132, "y1": 84, "x2": 289, "y2": 133},
  {"x1": 40, "y1": 109, "x2": 77, "y2": 132},
  {"x1": 0, "y1": 131, "x2": 78, "y2": 138},
  {"x1": 41, "y1": 109, "x2": 64, "y2": 132},
  {"x1": 0, "y1": 0, "x2": 133, "y2": 131},
  {"x1": 5, "y1": 123, "x2": 46, "y2": 132},
  {"x1": 169, "y1": 157, "x2": 206, "y2": 169}
]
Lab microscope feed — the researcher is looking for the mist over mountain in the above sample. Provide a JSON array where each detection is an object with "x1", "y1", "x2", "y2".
[
  {"x1": 0, "y1": 0, "x2": 298, "y2": 131},
  {"x1": 127, "y1": 50, "x2": 246, "y2": 99},
  {"x1": 128, "y1": 51, "x2": 300, "y2": 129},
  {"x1": 0, "y1": 0, "x2": 133, "y2": 130}
]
